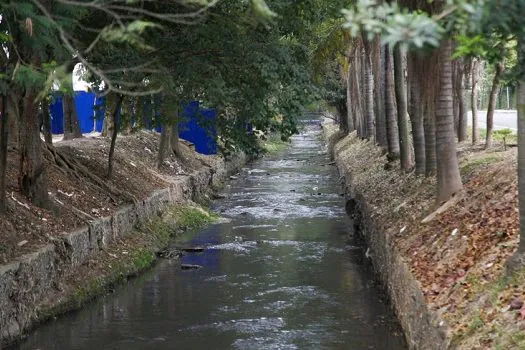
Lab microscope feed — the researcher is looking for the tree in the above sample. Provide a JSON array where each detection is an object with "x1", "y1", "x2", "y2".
[
  {"x1": 384, "y1": 45, "x2": 400, "y2": 160},
  {"x1": 435, "y1": 40, "x2": 463, "y2": 201},
  {"x1": 408, "y1": 52, "x2": 426, "y2": 175},
  {"x1": 471, "y1": 58, "x2": 480, "y2": 143},
  {"x1": 394, "y1": 44, "x2": 411, "y2": 172},
  {"x1": 362, "y1": 36, "x2": 375, "y2": 141},
  {"x1": 486, "y1": 59, "x2": 505, "y2": 149},
  {"x1": 0, "y1": 95, "x2": 7, "y2": 214},
  {"x1": 343, "y1": 0, "x2": 464, "y2": 200}
]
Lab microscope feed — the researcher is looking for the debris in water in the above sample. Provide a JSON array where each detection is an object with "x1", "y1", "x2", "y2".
[
  {"x1": 179, "y1": 246, "x2": 205, "y2": 253},
  {"x1": 181, "y1": 264, "x2": 202, "y2": 270}
]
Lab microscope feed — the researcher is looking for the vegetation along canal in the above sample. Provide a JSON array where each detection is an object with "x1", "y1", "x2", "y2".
[{"x1": 15, "y1": 124, "x2": 406, "y2": 349}]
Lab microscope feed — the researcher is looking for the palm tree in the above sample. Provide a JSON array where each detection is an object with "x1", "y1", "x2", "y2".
[
  {"x1": 435, "y1": 40, "x2": 463, "y2": 201},
  {"x1": 394, "y1": 44, "x2": 411, "y2": 171},
  {"x1": 408, "y1": 53, "x2": 426, "y2": 175},
  {"x1": 384, "y1": 44, "x2": 400, "y2": 160}
]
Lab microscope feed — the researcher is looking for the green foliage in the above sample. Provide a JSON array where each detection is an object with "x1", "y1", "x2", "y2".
[
  {"x1": 342, "y1": 0, "x2": 443, "y2": 49},
  {"x1": 342, "y1": 0, "x2": 483, "y2": 50}
]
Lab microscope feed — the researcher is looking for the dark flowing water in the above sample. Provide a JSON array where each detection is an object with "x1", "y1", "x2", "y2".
[{"x1": 16, "y1": 124, "x2": 406, "y2": 349}]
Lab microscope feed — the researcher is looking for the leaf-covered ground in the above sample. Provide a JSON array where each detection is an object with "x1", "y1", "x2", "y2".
[{"x1": 326, "y1": 122, "x2": 524, "y2": 349}]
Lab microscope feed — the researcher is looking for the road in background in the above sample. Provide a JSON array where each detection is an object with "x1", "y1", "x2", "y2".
[{"x1": 467, "y1": 110, "x2": 517, "y2": 131}]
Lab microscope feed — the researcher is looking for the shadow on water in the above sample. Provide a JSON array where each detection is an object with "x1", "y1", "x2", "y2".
[{"x1": 15, "y1": 123, "x2": 407, "y2": 349}]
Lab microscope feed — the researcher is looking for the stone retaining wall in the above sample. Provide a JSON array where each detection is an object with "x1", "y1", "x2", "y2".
[
  {"x1": 0, "y1": 152, "x2": 246, "y2": 347},
  {"x1": 325, "y1": 126, "x2": 452, "y2": 350}
]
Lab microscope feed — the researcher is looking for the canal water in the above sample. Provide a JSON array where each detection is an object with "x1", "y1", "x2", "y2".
[{"x1": 16, "y1": 124, "x2": 406, "y2": 349}]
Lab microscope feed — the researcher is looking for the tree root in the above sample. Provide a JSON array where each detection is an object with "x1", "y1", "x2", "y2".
[{"x1": 43, "y1": 143, "x2": 139, "y2": 206}]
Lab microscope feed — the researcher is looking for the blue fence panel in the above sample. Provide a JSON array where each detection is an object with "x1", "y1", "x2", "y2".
[
  {"x1": 75, "y1": 91, "x2": 96, "y2": 133},
  {"x1": 179, "y1": 101, "x2": 217, "y2": 155},
  {"x1": 94, "y1": 96, "x2": 105, "y2": 132},
  {"x1": 49, "y1": 95, "x2": 64, "y2": 134}
]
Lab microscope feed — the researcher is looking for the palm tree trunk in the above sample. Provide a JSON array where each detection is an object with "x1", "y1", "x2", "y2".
[
  {"x1": 486, "y1": 60, "x2": 504, "y2": 149},
  {"x1": 374, "y1": 40, "x2": 387, "y2": 147},
  {"x1": 362, "y1": 38, "x2": 375, "y2": 142},
  {"x1": 516, "y1": 78, "x2": 525, "y2": 253},
  {"x1": 424, "y1": 104, "x2": 437, "y2": 176},
  {"x1": 506, "y1": 41, "x2": 525, "y2": 274},
  {"x1": 409, "y1": 54, "x2": 426, "y2": 176},
  {"x1": 0, "y1": 94, "x2": 7, "y2": 214},
  {"x1": 457, "y1": 61, "x2": 468, "y2": 142},
  {"x1": 394, "y1": 44, "x2": 410, "y2": 171},
  {"x1": 471, "y1": 59, "x2": 479, "y2": 144},
  {"x1": 435, "y1": 40, "x2": 462, "y2": 202},
  {"x1": 346, "y1": 57, "x2": 355, "y2": 133},
  {"x1": 384, "y1": 44, "x2": 400, "y2": 160},
  {"x1": 353, "y1": 53, "x2": 364, "y2": 138}
]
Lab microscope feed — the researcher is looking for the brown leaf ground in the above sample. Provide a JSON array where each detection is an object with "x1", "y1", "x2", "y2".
[
  {"x1": 0, "y1": 131, "x2": 220, "y2": 265},
  {"x1": 326, "y1": 122, "x2": 524, "y2": 349}
]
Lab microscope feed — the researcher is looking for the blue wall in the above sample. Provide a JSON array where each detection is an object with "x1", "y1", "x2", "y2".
[
  {"x1": 50, "y1": 92, "x2": 98, "y2": 134},
  {"x1": 75, "y1": 91, "x2": 96, "y2": 133},
  {"x1": 179, "y1": 101, "x2": 217, "y2": 155},
  {"x1": 49, "y1": 94, "x2": 64, "y2": 134},
  {"x1": 49, "y1": 94, "x2": 218, "y2": 155}
]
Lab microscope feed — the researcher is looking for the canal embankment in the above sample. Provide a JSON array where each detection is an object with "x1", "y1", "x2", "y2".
[
  {"x1": 0, "y1": 132, "x2": 247, "y2": 348},
  {"x1": 12, "y1": 123, "x2": 406, "y2": 349},
  {"x1": 324, "y1": 119, "x2": 525, "y2": 349}
]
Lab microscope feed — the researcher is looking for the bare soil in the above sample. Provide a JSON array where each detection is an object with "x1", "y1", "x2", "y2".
[{"x1": 0, "y1": 131, "x2": 219, "y2": 265}]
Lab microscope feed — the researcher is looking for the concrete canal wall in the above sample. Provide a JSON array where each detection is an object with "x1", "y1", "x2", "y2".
[
  {"x1": 0, "y1": 153, "x2": 247, "y2": 348},
  {"x1": 324, "y1": 123, "x2": 452, "y2": 350}
]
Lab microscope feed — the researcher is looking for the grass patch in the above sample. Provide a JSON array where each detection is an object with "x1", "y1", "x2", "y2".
[
  {"x1": 170, "y1": 205, "x2": 218, "y2": 231},
  {"x1": 460, "y1": 154, "x2": 502, "y2": 175},
  {"x1": 467, "y1": 127, "x2": 517, "y2": 145}
]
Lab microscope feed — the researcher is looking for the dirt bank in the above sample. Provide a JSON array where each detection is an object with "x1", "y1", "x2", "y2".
[
  {"x1": 0, "y1": 132, "x2": 246, "y2": 347},
  {"x1": 325, "y1": 121, "x2": 525, "y2": 349}
]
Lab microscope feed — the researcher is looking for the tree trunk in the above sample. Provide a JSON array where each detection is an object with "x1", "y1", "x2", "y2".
[
  {"x1": 384, "y1": 44, "x2": 400, "y2": 160},
  {"x1": 435, "y1": 40, "x2": 462, "y2": 202},
  {"x1": 346, "y1": 57, "x2": 355, "y2": 133},
  {"x1": 18, "y1": 90, "x2": 49, "y2": 207},
  {"x1": 471, "y1": 59, "x2": 479, "y2": 144},
  {"x1": 0, "y1": 94, "x2": 7, "y2": 214},
  {"x1": 409, "y1": 54, "x2": 426, "y2": 176},
  {"x1": 362, "y1": 38, "x2": 375, "y2": 142},
  {"x1": 42, "y1": 102, "x2": 53, "y2": 144},
  {"x1": 107, "y1": 95, "x2": 124, "y2": 179},
  {"x1": 63, "y1": 93, "x2": 82, "y2": 140},
  {"x1": 374, "y1": 40, "x2": 387, "y2": 147},
  {"x1": 353, "y1": 52, "x2": 364, "y2": 138},
  {"x1": 424, "y1": 104, "x2": 437, "y2": 176},
  {"x1": 485, "y1": 61, "x2": 504, "y2": 149},
  {"x1": 506, "y1": 41, "x2": 525, "y2": 274},
  {"x1": 515, "y1": 76, "x2": 525, "y2": 253},
  {"x1": 171, "y1": 122, "x2": 183, "y2": 158},
  {"x1": 457, "y1": 62, "x2": 468, "y2": 142},
  {"x1": 157, "y1": 124, "x2": 172, "y2": 168},
  {"x1": 394, "y1": 44, "x2": 410, "y2": 171},
  {"x1": 452, "y1": 61, "x2": 460, "y2": 137},
  {"x1": 337, "y1": 99, "x2": 349, "y2": 134}
]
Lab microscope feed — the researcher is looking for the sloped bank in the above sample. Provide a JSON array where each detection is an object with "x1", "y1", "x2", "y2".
[
  {"x1": 324, "y1": 124, "x2": 451, "y2": 350},
  {"x1": 0, "y1": 150, "x2": 247, "y2": 348}
]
